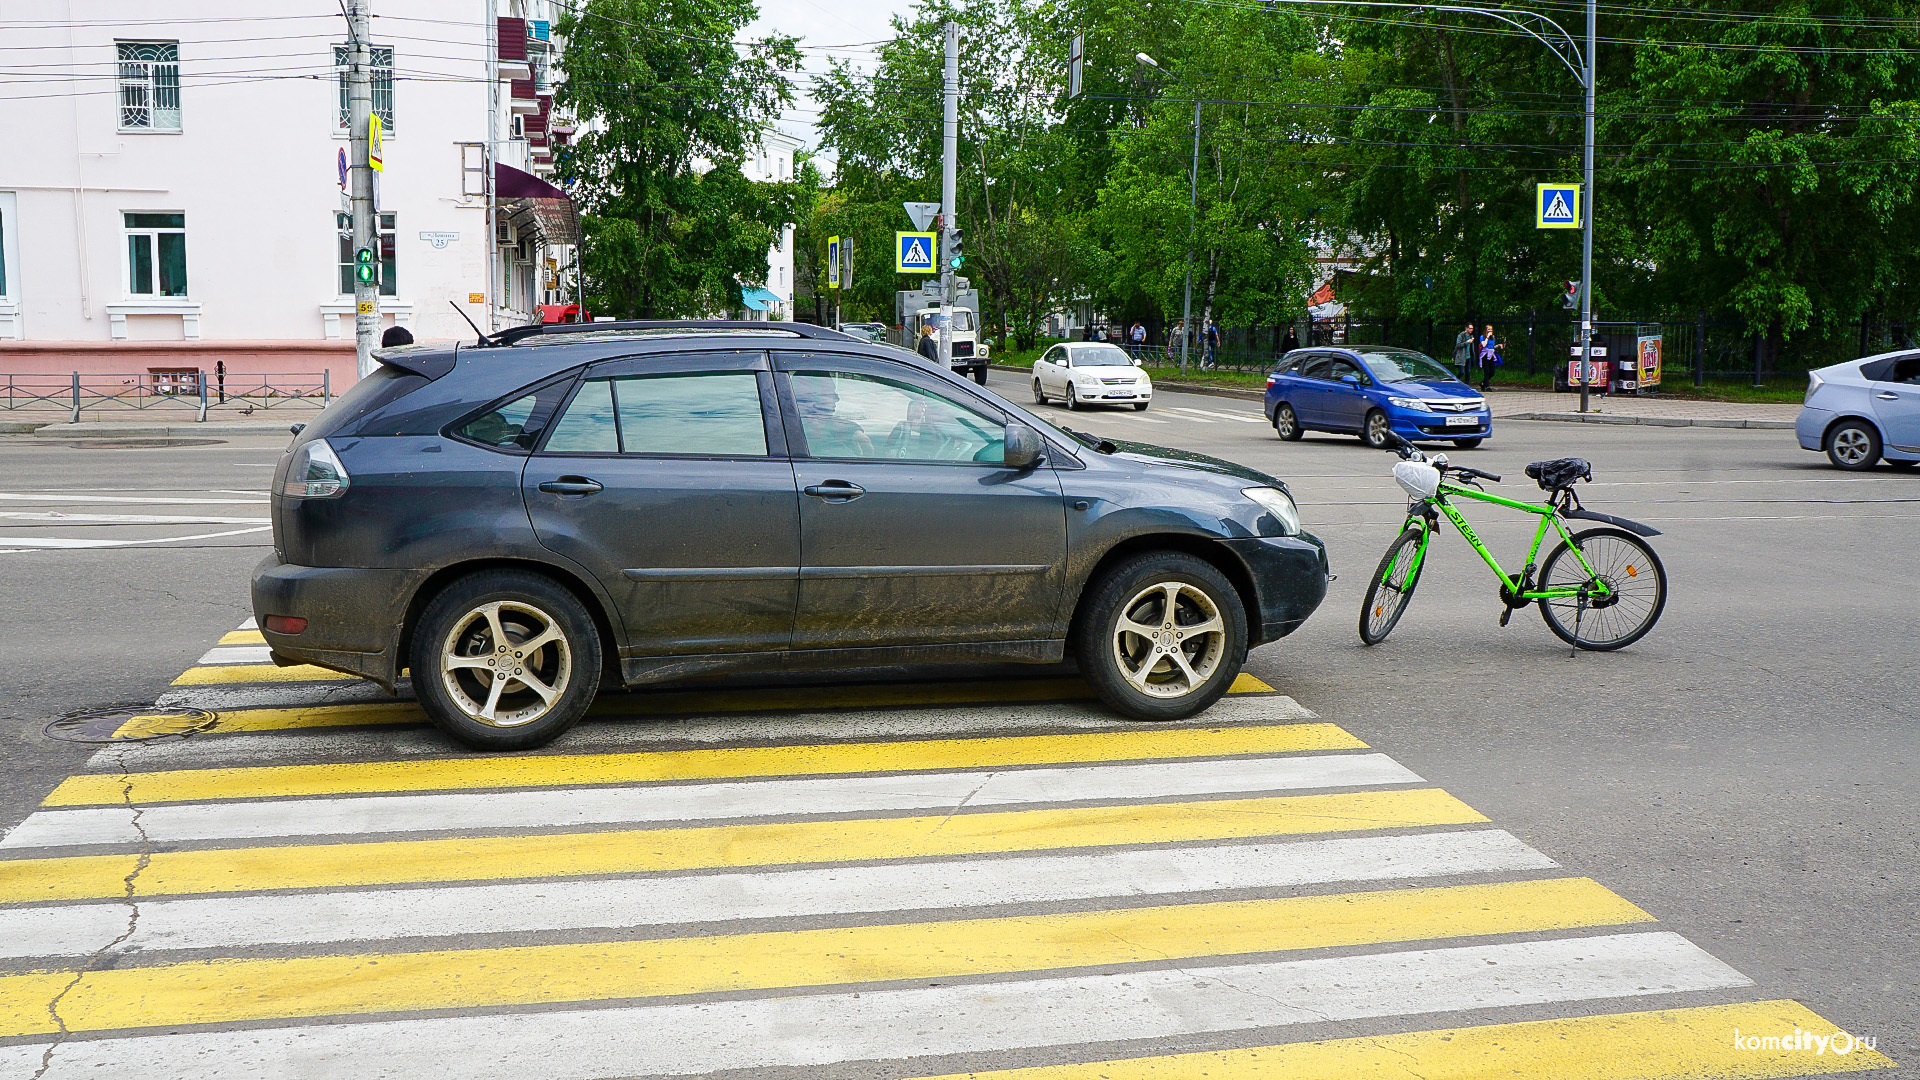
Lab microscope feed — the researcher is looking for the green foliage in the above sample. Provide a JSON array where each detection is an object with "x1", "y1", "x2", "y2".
[{"x1": 556, "y1": 0, "x2": 803, "y2": 318}]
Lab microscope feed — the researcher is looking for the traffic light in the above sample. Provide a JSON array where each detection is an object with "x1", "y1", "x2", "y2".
[
  {"x1": 355, "y1": 247, "x2": 377, "y2": 285},
  {"x1": 1562, "y1": 279, "x2": 1579, "y2": 310},
  {"x1": 948, "y1": 227, "x2": 964, "y2": 270}
]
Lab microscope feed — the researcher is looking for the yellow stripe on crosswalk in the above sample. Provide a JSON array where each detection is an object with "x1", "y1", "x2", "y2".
[
  {"x1": 217, "y1": 629, "x2": 266, "y2": 645},
  {"x1": 0, "y1": 788, "x2": 1481, "y2": 903},
  {"x1": 44, "y1": 724, "x2": 1364, "y2": 806},
  {"x1": 904, "y1": 1000, "x2": 1895, "y2": 1080},
  {"x1": 208, "y1": 702, "x2": 429, "y2": 732},
  {"x1": 0, "y1": 877, "x2": 1644, "y2": 1038},
  {"x1": 171, "y1": 663, "x2": 351, "y2": 685}
]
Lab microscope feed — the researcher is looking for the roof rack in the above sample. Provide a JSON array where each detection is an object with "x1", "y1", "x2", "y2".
[{"x1": 487, "y1": 320, "x2": 857, "y2": 347}]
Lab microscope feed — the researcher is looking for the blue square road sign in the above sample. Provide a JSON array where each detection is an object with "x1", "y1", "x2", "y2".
[
  {"x1": 1536, "y1": 183, "x2": 1581, "y2": 229},
  {"x1": 895, "y1": 231, "x2": 937, "y2": 273}
]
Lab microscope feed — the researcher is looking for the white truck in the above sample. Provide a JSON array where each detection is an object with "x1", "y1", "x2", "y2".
[{"x1": 895, "y1": 290, "x2": 989, "y2": 384}]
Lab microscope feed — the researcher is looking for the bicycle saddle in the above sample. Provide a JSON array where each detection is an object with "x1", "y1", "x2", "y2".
[{"x1": 1525, "y1": 457, "x2": 1592, "y2": 490}]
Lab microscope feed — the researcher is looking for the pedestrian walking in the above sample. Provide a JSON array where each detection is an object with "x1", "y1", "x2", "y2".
[
  {"x1": 1169, "y1": 320, "x2": 1185, "y2": 363},
  {"x1": 1452, "y1": 322, "x2": 1476, "y2": 382},
  {"x1": 1477, "y1": 324, "x2": 1504, "y2": 391},
  {"x1": 916, "y1": 322, "x2": 940, "y2": 364},
  {"x1": 1203, "y1": 320, "x2": 1220, "y2": 369},
  {"x1": 1129, "y1": 321, "x2": 1146, "y2": 360},
  {"x1": 1281, "y1": 325, "x2": 1300, "y2": 355}
]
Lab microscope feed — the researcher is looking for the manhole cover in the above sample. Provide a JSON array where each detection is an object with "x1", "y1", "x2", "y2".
[
  {"x1": 65, "y1": 438, "x2": 226, "y2": 449},
  {"x1": 44, "y1": 706, "x2": 217, "y2": 744}
]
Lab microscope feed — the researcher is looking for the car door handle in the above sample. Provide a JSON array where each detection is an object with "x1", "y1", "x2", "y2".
[
  {"x1": 1878, "y1": 391, "x2": 1900, "y2": 400},
  {"x1": 538, "y1": 476, "x2": 603, "y2": 496},
  {"x1": 803, "y1": 481, "x2": 865, "y2": 501}
]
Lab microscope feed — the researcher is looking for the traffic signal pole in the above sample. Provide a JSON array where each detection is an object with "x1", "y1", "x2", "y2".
[
  {"x1": 939, "y1": 21, "x2": 959, "y2": 369},
  {"x1": 346, "y1": 0, "x2": 377, "y2": 379},
  {"x1": 1577, "y1": 0, "x2": 1596, "y2": 413}
]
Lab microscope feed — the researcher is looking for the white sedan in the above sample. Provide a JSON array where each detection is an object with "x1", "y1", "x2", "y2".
[{"x1": 1032, "y1": 342, "x2": 1155, "y2": 411}]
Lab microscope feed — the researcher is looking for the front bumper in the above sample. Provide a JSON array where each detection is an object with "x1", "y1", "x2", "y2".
[
  {"x1": 1795, "y1": 407, "x2": 1832, "y2": 451},
  {"x1": 1395, "y1": 412, "x2": 1492, "y2": 440},
  {"x1": 251, "y1": 553, "x2": 430, "y2": 690},
  {"x1": 1077, "y1": 384, "x2": 1153, "y2": 402},
  {"x1": 1220, "y1": 533, "x2": 1330, "y2": 646}
]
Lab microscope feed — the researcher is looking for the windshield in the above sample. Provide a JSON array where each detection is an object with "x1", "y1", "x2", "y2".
[
  {"x1": 921, "y1": 311, "x2": 976, "y2": 332},
  {"x1": 1359, "y1": 349, "x2": 1465, "y2": 384},
  {"x1": 1071, "y1": 344, "x2": 1135, "y2": 367}
]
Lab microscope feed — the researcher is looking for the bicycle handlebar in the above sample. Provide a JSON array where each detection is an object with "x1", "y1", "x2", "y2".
[{"x1": 1384, "y1": 434, "x2": 1501, "y2": 483}]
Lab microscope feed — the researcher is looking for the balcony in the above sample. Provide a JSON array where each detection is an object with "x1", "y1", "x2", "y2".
[
  {"x1": 496, "y1": 17, "x2": 532, "y2": 80},
  {"x1": 508, "y1": 79, "x2": 539, "y2": 114}
]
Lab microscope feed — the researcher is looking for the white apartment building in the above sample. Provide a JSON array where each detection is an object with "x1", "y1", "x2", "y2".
[
  {"x1": 0, "y1": 1, "x2": 575, "y2": 388},
  {"x1": 736, "y1": 129, "x2": 801, "y2": 322}
]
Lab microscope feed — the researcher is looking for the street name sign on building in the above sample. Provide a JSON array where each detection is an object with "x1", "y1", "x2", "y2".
[
  {"x1": 896, "y1": 231, "x2": 937, "y2": 273},
  {"x1": 1536, "y1": 183, "x2": 1579, "y2": 229},
  {"x1": 827, "y1": 236, "x2": 841, "y2": 289},
  {"x1": 419, "y1": 231, "x2": 459, "y2": 249},
  {"x1": 903, "y1": 203, "x2": 941, "y2": 231}
]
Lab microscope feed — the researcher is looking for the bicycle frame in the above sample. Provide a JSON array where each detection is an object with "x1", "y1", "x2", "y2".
[{"x1": 1391, "y1": 481, "x2": 1611, "y2": 602}]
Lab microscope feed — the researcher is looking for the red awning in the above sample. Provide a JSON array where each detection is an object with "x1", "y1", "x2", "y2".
[{"x1": 494, "y1": 163, "x2": 578, "y2": 246}]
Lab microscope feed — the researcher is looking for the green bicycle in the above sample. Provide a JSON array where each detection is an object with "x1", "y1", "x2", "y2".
[{"x1": 1359, "y1": 435, "x2": 1668, "y2": 651}]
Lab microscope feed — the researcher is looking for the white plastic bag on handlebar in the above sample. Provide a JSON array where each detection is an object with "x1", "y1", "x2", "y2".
[{"x1": 1394, "y1": 460, "x2": 1441, "y2": 499}]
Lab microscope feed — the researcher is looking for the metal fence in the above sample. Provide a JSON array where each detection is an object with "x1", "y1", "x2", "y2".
[{"x1": 1, "y1": 371, "x2": 332, "y2": 423}]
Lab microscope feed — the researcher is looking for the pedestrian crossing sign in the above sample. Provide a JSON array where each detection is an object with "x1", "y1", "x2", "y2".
[
  {"x1": 895, "y1": 231, "x2": 937, "y2": 274},
  {"x1": 1536, "y1": 183, "x2": 1580, "y2": 229}
]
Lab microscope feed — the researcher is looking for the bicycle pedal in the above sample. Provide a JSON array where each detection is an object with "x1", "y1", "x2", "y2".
[{"x1": 1498, "y1": 607, "x2": 1513, "y2": 627}]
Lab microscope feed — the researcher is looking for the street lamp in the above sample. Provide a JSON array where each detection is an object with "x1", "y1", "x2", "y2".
[
  {"x1": 1264, "y1": 0, "x2": 1597, "y2": 411},
  {"x1": 1135, "y1": 51, "x2": 1203, "y2": 373}
]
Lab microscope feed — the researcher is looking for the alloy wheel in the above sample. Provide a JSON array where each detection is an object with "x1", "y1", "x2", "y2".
[
  {"x1": 437, "y1": 600, "x2": 572, "y2": 728},
  {"x1": 1366, "y1": 411, "x2": 1392, "y2": 448},
  {"x1": 1109, "y1": 581, "x2": 1228, "y2": 699},
  {"x1": 1832, "y1": 428, "x2": 1872, "y2": 466}
]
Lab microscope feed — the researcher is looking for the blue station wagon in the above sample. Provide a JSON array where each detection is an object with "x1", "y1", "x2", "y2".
[{"x1": 1265, "y1": 347, "x2": 1492, "y2": 449}]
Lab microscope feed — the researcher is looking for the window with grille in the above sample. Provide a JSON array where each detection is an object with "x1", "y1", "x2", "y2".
[
  {"x1": 125, "y1": 212, "x2": 187, "y2": 296},
  {"x1": 337, "y1": 212, "x2": 397, "y2": 296},
  {"x1": 333, "y1": 45, "x2": 394, "y2": 132},
  {"x1": 117, "y1": 42, "x2": 181, "y2": 131}
]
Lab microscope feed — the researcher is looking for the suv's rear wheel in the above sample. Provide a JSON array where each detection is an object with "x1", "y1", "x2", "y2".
[
  {"x1": 411, "y1": 570, "x2": 602, "y2": 750},
  {"x1": 1073, "y1": 552, "x2": 1248, "y2": 721}
]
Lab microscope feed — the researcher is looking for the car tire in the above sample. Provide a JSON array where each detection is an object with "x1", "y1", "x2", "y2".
[
  {"x1": 1362, "y1": 409, "x2": 1394, "y2": 449},
  {"x1": 1825, "y1": 420, "x2": 1881, "y2": 470},
  {"x1": 410, "y1": 570, "x2": 603, "y2": 751},
  {"x1": 1033, "y1": 379, "x2": 1048, "y2": 404},
  {"x1": 1073, "y1": 551, "x2": 1248, "y2": 722},
  {"x1": 1453, "y1": 437, "x2": 1483, "y2": 449},
  {"x1": 1133, "y1": 402, "x2": 1150, "y2": 411},
  {"x1": 1274, "y1": 403, "x2": 1303, "y2": 441},
  {"x1": 1066, "y1": 385, "x2": 1082, "y2": 411}
]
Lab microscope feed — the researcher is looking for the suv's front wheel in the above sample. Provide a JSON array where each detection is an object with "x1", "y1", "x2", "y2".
[
  {"x1": 411, "y1": 570, "x2": 602, "y2": 750},
  {"x1": 1073, "y1": 552, "x2": 1248, "y2": 721}
]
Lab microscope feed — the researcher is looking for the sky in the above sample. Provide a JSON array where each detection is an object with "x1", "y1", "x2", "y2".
[{"x1": 745, "y1": 0, "x2": 917, "y2": 166}]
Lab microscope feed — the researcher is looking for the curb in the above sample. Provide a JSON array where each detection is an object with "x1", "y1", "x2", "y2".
[
  {"x1": 0, "y1": 421, "x2": 49, "y2": 434},
  {"x1": 30, "y1": 421, "x2": 301, "y2": 438},
  {"x1": 988, "y1": 364, "x2": 1266, "y2": 403},
  {"x1": 1501, "y1": 411, "x2": 1795, "y2": 430}
]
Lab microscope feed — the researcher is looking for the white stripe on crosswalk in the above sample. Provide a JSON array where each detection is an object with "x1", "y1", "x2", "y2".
[
  {"x1": 0, "y1": 933, "x2": 1747, "y2": 1080},
  {"x1": 0, "y1": 830, "x2": 1552, "y2": 959},
  {"x1": 1171, "y1": 406, "x2": 1266, "y2": 423},
  {"x1": 237, "y1": 616, "x2": 257, "y2": 629},
  {"x1": 3, "y1": 753, "x2": 1418, "y2": 849},
  {"x1": 195, "y1": 645, "x2": 273, "y2": 665}
]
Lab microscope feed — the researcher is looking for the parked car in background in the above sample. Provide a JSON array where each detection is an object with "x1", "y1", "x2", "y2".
[
  {"x1": 1264, "y1": 346, "x2": 1491, "y2": 449},
  {"x1": 256, "y1": 321, "x2": 1328, "y2": 750},
  {"x1": 1796, "y1": 351, "x2": 1920, "y2": 470},
  {"x1": 1032, "y1": 342, "x2": 1155, "y2": 410}
]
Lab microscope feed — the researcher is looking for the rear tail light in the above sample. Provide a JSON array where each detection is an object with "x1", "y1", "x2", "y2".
[
  {"x1": 263, "y1": 615, "x2": 308, "y2": 635},
  {"x1": 1805, "y1": 370, "x2": 1824, "y2": 404},
  {"x1": 281, "y1": 438, "x2": 351, "y2": 498},
  {"x1": 1265, "y1": 375, "x2": 1277, "y2": 386}
]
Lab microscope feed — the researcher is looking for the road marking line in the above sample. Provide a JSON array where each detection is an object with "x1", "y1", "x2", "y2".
[
  {"x1": 0, "y1": 878, "x2": 1647, "y2": 1037},
  {"x1": 216, "y1": 629, "x2": 265, "y2": 645},
  {"x1": 1172, "y1": 406, "x2": 1265, "y2": 423},
  {"x1": 44, "y1": 724, "x2": 1365, "y2": 806},
  {"x1": 5, "y1": 753, "x2": 1423, "y2": 848},
  {"x1": 194, "y1": 645, "x2": 272, "y2": 665},
  {"x1": 0, "y1": 493, "x2": 268, "y2": 505},
  {"x1": 1231, "y1": 672, "x2": 1274, "y2": 692},
  {"x1": 237, "y1": 616, "x2": 257, "y2": 629},
  {"x1": 0, "y1": 526, "x2": 273, "y2": 550},
  {"x1": 0, "y1": 934, "x2": 1756, "y2": 1079},
  {"x1": 0, "y1": 512, "x2": 271, "y2": 525},
  {"x1": 902, "y1": 999, "x2": 1891, "y2": 1080},
  {"x1": 170, "y1": 661, "x2": 354, "y2": 685},
  {"x1": 0, "y1": 830, "x2": 1555, "y2": 958},
  {"x1": 0, "y1": 788, "x2": 1484, "y2": 902}
]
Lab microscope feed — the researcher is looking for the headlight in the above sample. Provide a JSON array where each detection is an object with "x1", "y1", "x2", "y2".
[
  {"x1": 282, "y1": 438, "x2": 351, "y2": 498},
  {"x1": 1388, "y1": 396, "x2": 1433, "y2": 412},
  {"x1": 1242, "y1": 486, "x2": 1300, "y2": 536}
]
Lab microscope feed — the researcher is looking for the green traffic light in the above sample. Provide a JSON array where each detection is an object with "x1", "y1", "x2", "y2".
[{"x1": 355, "y1": 247, "x2": 376, "y2": 284}]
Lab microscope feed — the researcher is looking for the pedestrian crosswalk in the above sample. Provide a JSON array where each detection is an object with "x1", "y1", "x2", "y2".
[{"x1": 1, "y1": 620, "x2": 1893, "y2": 1078}]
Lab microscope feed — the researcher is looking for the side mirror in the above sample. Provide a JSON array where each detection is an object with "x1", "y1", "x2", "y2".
[
  {"x1": 1339, "y1": 374, "x2": 1361, "y2": 387},
  {"x1": 1003, "y1": 422, "x2": 1045, "y2": 469}
]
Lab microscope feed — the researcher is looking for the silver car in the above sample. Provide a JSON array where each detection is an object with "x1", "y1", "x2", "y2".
[{"x1": 1796, "y1": 351, "x2": 1920, "y2": 470}]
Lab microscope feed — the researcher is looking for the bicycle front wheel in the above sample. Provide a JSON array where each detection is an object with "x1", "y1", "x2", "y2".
[
  {"x1": 1537, "y1": 527, "x2": 1668, "y2": 650},
  {"x1": 1359, "y1": 527, "x2": 1426, "y2": 645}
]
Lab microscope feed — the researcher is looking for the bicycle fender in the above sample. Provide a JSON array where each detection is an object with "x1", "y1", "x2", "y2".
[{"x1": 1562, "y1": 508, "x2": 1662, "y2": 537}]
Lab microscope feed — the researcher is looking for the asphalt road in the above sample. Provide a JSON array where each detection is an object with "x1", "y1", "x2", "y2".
[{"x1": 0, "y1": 376, "x2": 1911, "y2": 1071}]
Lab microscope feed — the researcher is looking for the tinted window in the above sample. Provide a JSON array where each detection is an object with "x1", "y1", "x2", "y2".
[
  {"x1": 456, "y1": 378, "x2": 572, "y2": 451},
  {"x1": 1328, "y1": 359, "x2": 1364, "y2": 383},
  {"x1": 543, "y1": 378, "x2": 618, "y2": 453},
  {"x1": 1889, "y1": 356, "x2": 1920, "y2": 384},
  {"x1": 1300, "y1": 357, "x2": 1334, "y2": 380},
  {"x1": 791, "y1": 371, "x2": 1005, "y2": 463},
  {"x1": 612, "y1": 372, "x2": 767, "y2": 456}
]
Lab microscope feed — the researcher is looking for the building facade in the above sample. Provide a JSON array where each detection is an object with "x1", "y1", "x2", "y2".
[
  {"x1": 736, "y1": 129, "x2": 801, "y2": 322},
  {"x1": 0, "y1": 0, "x2": 574, "y2": 389}
]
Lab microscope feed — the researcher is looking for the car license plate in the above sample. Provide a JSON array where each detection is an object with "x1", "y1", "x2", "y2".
[{"x1": 1445, "y1": 415, "x2": 1477, "y2": 426}]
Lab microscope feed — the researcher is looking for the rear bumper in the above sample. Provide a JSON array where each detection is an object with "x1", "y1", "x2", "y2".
[
  {"x1": 1221, "y1": 534, "x2": 1330, "y2": 646},
  {"x1": 1795, "y1": 407, "x2": 1833, "y2": 451},
  {"x1": 251, "y1": 553, "x2": 427, "y2": 690}
]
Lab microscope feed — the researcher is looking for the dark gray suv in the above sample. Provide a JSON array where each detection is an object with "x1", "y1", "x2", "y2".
[{"x1": 256, "y1": 322, "x2": 1329, "y2": 749}]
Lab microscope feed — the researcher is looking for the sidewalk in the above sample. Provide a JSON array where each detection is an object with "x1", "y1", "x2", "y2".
[
  {"x1": 1, "y1": 408, "x2": 311, "y2": 437},
  {"x1": 1486, "y1": 388, "x2": 1799, "y2": 430}
]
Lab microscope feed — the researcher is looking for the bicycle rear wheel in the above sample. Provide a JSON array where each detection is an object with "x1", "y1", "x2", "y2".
[
  {"x1": 1537, "y1": 527, "x2": 1667, "y2": 650},
  {"x1": 1359, "y1": 527, "x2": 1426, "y2": 644}
]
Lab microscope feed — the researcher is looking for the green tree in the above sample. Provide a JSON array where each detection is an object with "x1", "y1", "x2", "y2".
[{"x1": 557, "y1": 0, "x2": 804, "y2": 318}]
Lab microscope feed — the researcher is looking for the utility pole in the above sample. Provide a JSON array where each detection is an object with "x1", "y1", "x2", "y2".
[
  {"x1": 1576, "y1": 0, "x2": 1597, "y2": 413},
  {"x1": 939, "y1": 21, "x2": 959, "y2": 369},
  {"x1": 346, "y1": 0, "x2": 377, "y2": 378}
]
